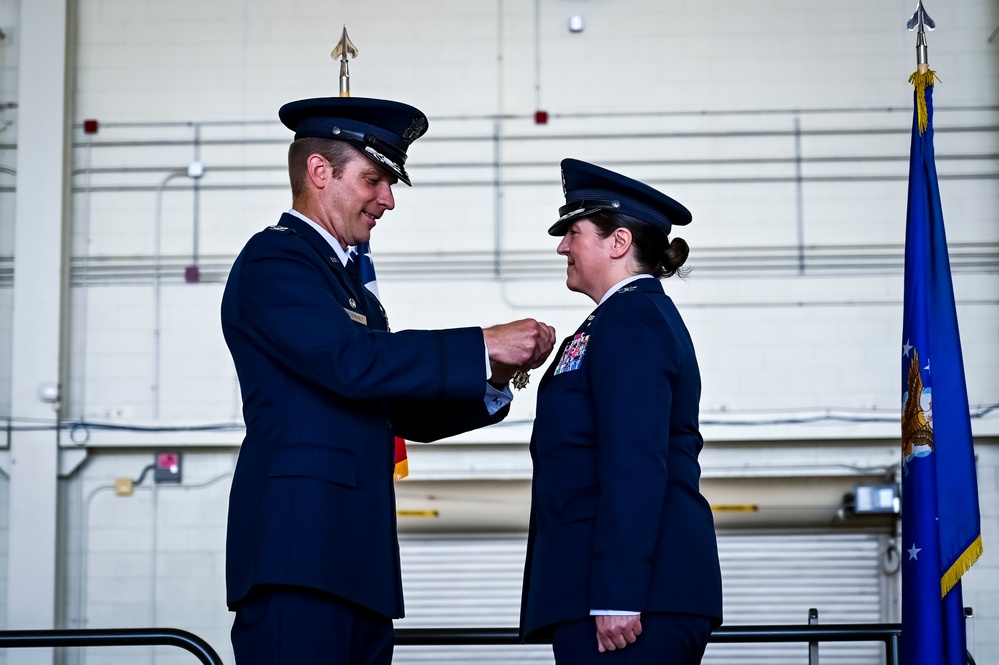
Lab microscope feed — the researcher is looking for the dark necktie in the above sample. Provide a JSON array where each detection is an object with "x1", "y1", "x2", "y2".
[{"x1": 345, "y1": 258, "x2": 365, "y2": 298}]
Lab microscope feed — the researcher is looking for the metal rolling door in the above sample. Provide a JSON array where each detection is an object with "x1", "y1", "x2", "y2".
[
  {"x1": 395, "y1": 536, "x2": 554, "y2": 664},
  {"x1": 395, "y1": 532, "x2": 889, "y2": 664},
  {"x1": 705, "y1": 532, "x2": 889, "y2": 665}
]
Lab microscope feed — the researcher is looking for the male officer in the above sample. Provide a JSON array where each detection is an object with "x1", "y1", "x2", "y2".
[{"x1": 221, "y1": 95, "x2": 555, "y2": 665}]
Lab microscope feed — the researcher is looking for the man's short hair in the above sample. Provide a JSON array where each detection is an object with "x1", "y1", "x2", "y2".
[{"x1": 288, "y1": 138, "x2": 357, "y2": 199}]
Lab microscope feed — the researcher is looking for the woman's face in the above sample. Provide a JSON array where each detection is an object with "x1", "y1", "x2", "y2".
[{"x1": 556, "y1": 219, "x2": 614, "y2": 301}]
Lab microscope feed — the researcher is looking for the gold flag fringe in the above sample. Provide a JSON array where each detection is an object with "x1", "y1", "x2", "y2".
[
  {"x1": 394, "y1": 458, "x2": 409, "y2": 481},
  {"x1": 908, "y1": 69, "x2": 938, "y2": 135},
  {"x1": 941, "y1": 534, "x2": 983, "y2": 598}
]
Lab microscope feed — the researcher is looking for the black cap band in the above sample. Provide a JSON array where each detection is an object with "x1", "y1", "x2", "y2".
[{"x1": 328, "y1": 126, "x2": 408, "y2": 168}]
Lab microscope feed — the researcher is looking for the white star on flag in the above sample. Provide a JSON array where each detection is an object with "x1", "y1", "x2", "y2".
[
  {"x1": 902, "y1": 340, "x2": 913, "y2": 357},
  {"x1": 907, "y1": 543, "x2": 922, "y2": 561}
]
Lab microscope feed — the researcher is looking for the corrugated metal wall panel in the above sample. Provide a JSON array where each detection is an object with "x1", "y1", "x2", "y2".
[
  {"x1": 395, "y1": 532, "x2": 890, "y2": 665},
  {"x1": 706, "y1": 532, "x2": 887, "y2": 665},
  {"x1": 396, "y1": 536, "x2": 554, "y2": 663}
]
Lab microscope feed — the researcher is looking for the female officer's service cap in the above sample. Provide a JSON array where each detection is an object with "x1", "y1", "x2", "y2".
[
  {"x1": 278, "y1": 97, "x2": 429, "y2": 186},
  {"x1": 550, "y1": 158, "x2": 692, "y2": 236}
]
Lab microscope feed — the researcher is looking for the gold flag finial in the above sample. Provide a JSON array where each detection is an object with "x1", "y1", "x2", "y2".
[{"x1": 331, "y1": 25, "x2": 358, "y2": 97}]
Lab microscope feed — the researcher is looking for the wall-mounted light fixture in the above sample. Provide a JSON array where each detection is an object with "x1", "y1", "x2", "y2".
[
  {"x1": 842, "y1": 484, "x2": 900, "y2": 517},
  {"x1": 37, "y1": 382, "x2": 59, "y2": 404},
  {"x1": 568, "y1": 15, "x2": 585, "y2": 33}
]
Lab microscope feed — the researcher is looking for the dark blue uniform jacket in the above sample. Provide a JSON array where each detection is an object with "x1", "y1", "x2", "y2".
[
  {"x1": 221, "y1": 213, "x2": 508, "y2": 618},
  {"x1": 521, "y1": 278, "x2": 722, "y2": 639}
]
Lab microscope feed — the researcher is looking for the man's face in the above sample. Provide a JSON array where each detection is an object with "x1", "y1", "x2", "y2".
[{"x1": 322, "y1": 151, "x2": 397, "y2": 247}]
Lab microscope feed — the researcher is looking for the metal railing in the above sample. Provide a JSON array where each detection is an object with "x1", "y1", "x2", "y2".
[
  {"x1": 396, "y1": 622, "x2": 902, "y2": 665},
  {"x1": 0, "y1": 627, "x2": 223, "y2": 665},
  {"x1": 0, "y1": 623, "x2": 893, "y2": 665},
  {"x1": 395, "y1": 606, "x2": 976, "y2": 665},
  {"x1": 0, "y1": 617, "x2": 980, "y2": 665}
]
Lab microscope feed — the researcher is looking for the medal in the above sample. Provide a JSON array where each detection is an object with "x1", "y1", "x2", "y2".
[{"x1": 511, "y1": 369, "x2": 530, "y2": 390}]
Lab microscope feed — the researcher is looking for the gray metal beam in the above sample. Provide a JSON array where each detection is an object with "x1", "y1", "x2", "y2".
[{"x1": 7, "y1": 1, "x2": 71, "y2": 663}]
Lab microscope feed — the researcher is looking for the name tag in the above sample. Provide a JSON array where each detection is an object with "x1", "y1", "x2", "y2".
[{"x1": 344, "y1": 309, "x2": 368, "y2": 325}]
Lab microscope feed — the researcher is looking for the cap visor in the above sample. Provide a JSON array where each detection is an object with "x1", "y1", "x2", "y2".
[
  {"x1": 353, "y1": 143, "x2": 412, "y2": 186},
  {"x1": 547, "y1": 206, "x2": 600, "y2": 236}
]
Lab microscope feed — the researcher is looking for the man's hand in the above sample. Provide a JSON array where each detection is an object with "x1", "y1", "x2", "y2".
[
  {"x1": 488, "y1": 361, "x2": 518, "y2": 385},
  {"x1": 482, "y1": 319, "x2": 556, "y2": 369},
  {"x1": 595, "y1": 614, "x2": 642, "y2": 653}
]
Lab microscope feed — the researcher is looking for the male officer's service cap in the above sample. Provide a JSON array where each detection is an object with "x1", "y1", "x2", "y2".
[
  {"x1": 279, "y1": 97, "x2": 429, "y2": 186},
  {"x1": 550, "y1": 158, "x2": 692, "y2": 236}
]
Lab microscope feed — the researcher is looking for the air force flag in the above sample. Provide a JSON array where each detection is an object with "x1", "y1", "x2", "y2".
[{"x1": 900, "y1": 71, "x2": 982, "y2": 665}]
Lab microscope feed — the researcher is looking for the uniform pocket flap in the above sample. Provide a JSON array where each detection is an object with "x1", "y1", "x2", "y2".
[
  {"x1": 558, "y1": 489, "x2": 598, "y2": 523},
  {"x1": 269, "y1": 444, "x2": 358, "y2": 488}
]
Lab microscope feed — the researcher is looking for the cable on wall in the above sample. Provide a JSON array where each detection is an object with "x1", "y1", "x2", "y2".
[{"x1": 2, "y1": 403, "x2": 997, "y2": 435}]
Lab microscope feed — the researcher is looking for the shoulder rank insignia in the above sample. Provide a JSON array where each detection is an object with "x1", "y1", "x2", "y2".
[
  {"x1": 617, "y1": 285, "x2": 638, "y2": 294},
  {"x1": 553, "y1": 333, "x2": 590, "y2": 376},
  {"x1": 268, "y1": 225, "x2": 289, "y2": 231}
]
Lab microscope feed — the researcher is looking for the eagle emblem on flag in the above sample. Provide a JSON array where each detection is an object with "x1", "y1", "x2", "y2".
[{"x1": 902, "y1": 350, "x2": 934, "y2": 470}]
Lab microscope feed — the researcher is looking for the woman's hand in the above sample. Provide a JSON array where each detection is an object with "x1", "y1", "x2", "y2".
[{"x1": 595, "y1": 614, "x2": 642, "y2": 652}]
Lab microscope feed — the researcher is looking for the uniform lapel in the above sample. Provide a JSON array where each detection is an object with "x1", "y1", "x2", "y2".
[
  {"x1": 281, "y1": 214, "x2": 368, "y2": 305},
  {"x1": 537, "y1": 281, "x2": 659, "y2": 392}
]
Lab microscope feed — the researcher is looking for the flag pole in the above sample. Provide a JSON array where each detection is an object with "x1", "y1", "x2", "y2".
[
  {"x1": 331, "y1": 28, "x2": 410, "y2": 479},
  {"x1": 331, "y1": 25, "x2": 358, "y2": 98},
  {"x1": 907, "y1": 1, "x2": 936, "y2": 132}
]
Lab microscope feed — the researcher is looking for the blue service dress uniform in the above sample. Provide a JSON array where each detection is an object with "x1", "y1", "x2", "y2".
[
  {"x1": 520, "y1": 276, "x2": 723, "y2": 644},
  {"x1": 221, "y1": 212, "x2": 509, "y2": 620}
]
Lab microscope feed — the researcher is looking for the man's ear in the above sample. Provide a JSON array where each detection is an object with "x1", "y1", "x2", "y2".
[
  {"x1": 608, "y1": 227, "x2": 633, "y2": 260},
  {"x1": 306, "y1": 153, "x2": 329, "y2": 190}
]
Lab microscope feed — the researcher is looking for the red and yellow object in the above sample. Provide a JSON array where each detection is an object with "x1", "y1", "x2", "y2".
[{"x1": 394, "y1": 437, "x2": 408, "y2": 480}]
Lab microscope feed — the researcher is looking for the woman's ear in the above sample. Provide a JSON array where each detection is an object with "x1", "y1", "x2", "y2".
[{"x1": 609, "y1": 227, "x2": 633, "y2": 260}]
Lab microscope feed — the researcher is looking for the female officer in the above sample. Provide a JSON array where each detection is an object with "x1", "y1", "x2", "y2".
[{"x1": 520, "y1": 159, "x2": 723, "y2": 664}]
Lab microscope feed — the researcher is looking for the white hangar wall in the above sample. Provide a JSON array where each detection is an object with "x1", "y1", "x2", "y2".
[
  {"x1": 60, "y1": 0, "x2": 999, "y2": 434},
  {"x1": 0, "y1": 0, "x2": 996, "y2": 664}
]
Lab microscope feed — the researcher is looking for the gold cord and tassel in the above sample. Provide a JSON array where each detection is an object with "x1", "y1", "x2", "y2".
[{"x1": 908, "y1": 68, "x2": 938, "y2": 135}]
